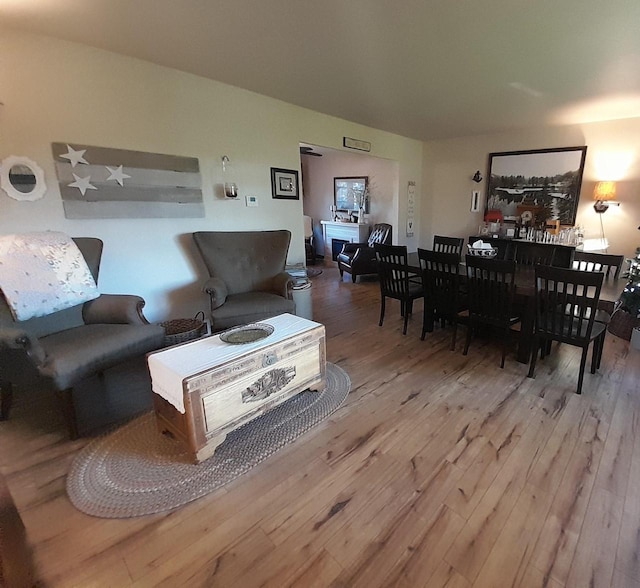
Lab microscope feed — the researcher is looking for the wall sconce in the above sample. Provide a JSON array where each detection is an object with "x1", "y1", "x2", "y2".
[
  {"x1": 472, "y1": 170, "x2": 483, "y2": 183},
  {"x1": 221, "y1": 155, "x2": 238, "y2": 198},
  {"x1": 593, "y1": 181, "x2": 618, "y2": 213}
]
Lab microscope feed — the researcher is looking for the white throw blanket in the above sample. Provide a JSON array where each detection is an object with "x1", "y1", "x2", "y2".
[{"x1": 0, "y1": 231, "x2": 99, "y2": 321}]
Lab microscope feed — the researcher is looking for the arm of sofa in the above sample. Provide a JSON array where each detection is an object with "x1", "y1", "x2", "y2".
[
  {"x1": 272, "y1": 271, "x2": 295, "y2": 299},
  {"x1": 202, "y1": 277, "x2": 228, "y2": 310},
  {"x1": 82, "y1": 294, "x2": 150, "y2": 325},
  {"x1": 0, "y1": 327, "x2": 46, "y2": 366}
]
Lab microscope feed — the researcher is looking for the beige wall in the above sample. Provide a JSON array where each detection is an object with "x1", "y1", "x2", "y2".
[
  {"x1": 0, "y1": 29, "x2": 423, "y2": 321},
  {"x1": 422, "y1": 119, "x2": 640, "y2": 258},
  {"x1": 301, "y1": 149, "x2": 399, "y2": 254}
]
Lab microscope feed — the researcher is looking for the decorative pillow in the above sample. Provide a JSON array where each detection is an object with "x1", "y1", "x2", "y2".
[{"x1": 0, "y1": 231, "x2": 99, "y2": 322}]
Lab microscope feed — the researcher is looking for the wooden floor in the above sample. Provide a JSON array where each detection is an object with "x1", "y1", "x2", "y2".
[{"x1": 2, "y1": 263, "x2": 640, "y2": 587}]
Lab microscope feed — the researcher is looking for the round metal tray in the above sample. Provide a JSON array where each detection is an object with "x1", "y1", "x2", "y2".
[{"x1": 219, "y1": 323, "x2": 275, "y2": 345}]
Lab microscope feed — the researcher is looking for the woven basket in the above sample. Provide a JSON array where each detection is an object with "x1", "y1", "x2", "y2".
[
  {"x1": 607, "y1": 309, "x2": 640, "y2": 341},
  {"x1": 160, "y1": 312, "x2": 207, "y2": 346}
]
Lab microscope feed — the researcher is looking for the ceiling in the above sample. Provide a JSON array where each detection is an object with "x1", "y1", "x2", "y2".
[{"x1": 3, "y1": 0, "x2": 640, "y2": 141}]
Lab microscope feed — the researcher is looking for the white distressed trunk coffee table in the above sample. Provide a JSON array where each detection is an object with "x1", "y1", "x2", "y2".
[{"x1": 147, "y1": 313, "x2": 326, "y2": 463}]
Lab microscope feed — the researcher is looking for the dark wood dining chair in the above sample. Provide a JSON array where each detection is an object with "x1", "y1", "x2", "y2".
[
  {"x1": 527, "y1": 265, "x2": 605, "y2": 394},
  {"x1": 418, "y1": 248, "x2": 466, "y2": 347},
  {"x1": 464, "y1": 255, "x2": 520, "y2": 368},
  {"x1": 573, "y1": 251, "x2": 624, "y2": 280},
  {"x1": 375, "y1": 243, "x2": 424, "y2": 335},
  {"x1": 433, "y1": 235, "x2": 464, "y2": 260},
  {"x1": 571, "y1": 251, "x2": 620, "y2": 330},
  {"x1": 513, "y1": 242, "x2": 555, "y2": 266}
]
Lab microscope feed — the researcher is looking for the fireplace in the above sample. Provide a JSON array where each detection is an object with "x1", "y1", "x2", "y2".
[{"x1": 320, "y1": 221, "x2": 370, "y2": 262}]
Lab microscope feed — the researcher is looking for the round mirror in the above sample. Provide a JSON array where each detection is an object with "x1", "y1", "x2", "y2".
[
  {"x1": 9, "y1": 164, "x2": 37, "y2": 194},
  {"x1": 0, "y1": 156, "x2": 46, "y2": 201}
]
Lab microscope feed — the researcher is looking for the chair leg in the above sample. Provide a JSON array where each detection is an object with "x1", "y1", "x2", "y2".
[
  {"x1": 57, "y1": 388, "x2": 79, "y2": 440},
  {"x1": 598, "y1": 333, "x2": 604, "y2": 369},
  {"x1": 402, "y1": 309, "x2": 409, "y2": 335},
  {"x1": 591, "y1": 337, "x2": 602, "y2": 374},
  {"x1": 339, "y1": 268, "x2": 344, "y2": 278},
  {"x1": 379, "y1": 297, "x2": 386, "y2": 327},
  {"x1": 576, "y1": 347, "x2": 589, "y2": 394},
  {"x1": 500, "y1": 327, "x2": 508, "y2": 369},
  {"x1": 351, "y1": 273, "x2": 357, "y2": 283},
  {"x1": 451, "y1": 321, "x2": 458, "y2": 351},
  {"x1": 527, "y1": 337, "x2": 539, "y2": 378},
  {"x1": 596, "y1": 331, "x2": 606, "y2": 370},
  {"x1": 463, "y1": 322, "x2": 472, "y2": 356},
  {"x1": 0, "y1": 381, "x2": 14, "y2": 420},
  {"x1": 421, "y1": 307, "x2": 434, "y2": 340}
]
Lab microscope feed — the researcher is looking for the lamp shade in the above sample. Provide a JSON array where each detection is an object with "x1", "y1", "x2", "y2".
[{"x1": 593, "y1": 181, "x2": 616, "y2": 201}]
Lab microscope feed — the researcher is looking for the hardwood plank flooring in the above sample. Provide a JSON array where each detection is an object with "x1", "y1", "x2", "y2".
[{"x1": 1, "y1": 263, "x2": 639, "y2": 587}]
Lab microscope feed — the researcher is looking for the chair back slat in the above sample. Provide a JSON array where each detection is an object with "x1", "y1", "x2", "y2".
[
  {"x1": 573, "y1": 251, "x2": 624, "y2": 280},
  {"x1": 513, "y1": 243, "x2": 555, "y2": 266},
  {"x1": 418, "y1": 248, "x2": 460, "y2": 315},
  {"x1": 465, "y1": 255, "x2": 516, "y2": 327},
  {"x1": 433, "y1": 235, "x2": 464, "y2": 260}
]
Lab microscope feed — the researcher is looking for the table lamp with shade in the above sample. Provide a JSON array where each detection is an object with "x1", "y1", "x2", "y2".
[
  {"x1": 593, "y1": 181, "x2": 617, "y2": 213},
  {"x1": 592, "y1": 180, "x2": 620, "y2": 253}
]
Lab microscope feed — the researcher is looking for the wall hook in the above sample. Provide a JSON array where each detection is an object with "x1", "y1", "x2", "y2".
[{"x1": 472, "y1": 170, "x2": 483, "y2": 183}]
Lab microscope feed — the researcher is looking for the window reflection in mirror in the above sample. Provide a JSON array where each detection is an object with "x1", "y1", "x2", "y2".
[
  {"x1": 1, "y1": 156, "x2": 46, "y2": 201},
  {"x1": 334, "y1": 176, "x2": 369, "y2": 213},
  {"x1": 9, "y1": 164, "x2": 37, "y2": 194}
]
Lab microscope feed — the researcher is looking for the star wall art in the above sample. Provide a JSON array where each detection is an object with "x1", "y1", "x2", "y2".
[{"x1": 51, "y1": 143, "x2": 203, "y2": 219}]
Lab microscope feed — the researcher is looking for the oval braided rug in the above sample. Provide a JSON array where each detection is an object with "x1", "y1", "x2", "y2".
[{"x1": 67, "y1": 362, "x2": 349, "y2": 518}]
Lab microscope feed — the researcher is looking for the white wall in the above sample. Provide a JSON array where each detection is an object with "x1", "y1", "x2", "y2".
[
  {"x1": 0, "y1": 29, "x2": 423, "y2": 321},
  {"x1": 422, "y1": 120, "x2": 640, "y2": 258}
]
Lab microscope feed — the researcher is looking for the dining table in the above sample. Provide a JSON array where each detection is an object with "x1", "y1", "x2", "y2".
[{"x1": 407, "y1": 252, "x2": 624, "y2": 363}]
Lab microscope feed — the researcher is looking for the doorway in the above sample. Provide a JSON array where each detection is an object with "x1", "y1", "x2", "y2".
[{"x1": 299, "y1": 142, "x2": 398, "y2": 261}]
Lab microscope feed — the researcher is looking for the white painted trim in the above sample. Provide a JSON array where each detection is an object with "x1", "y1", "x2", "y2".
[{"x1": 0, "y1": 155, "x2": 46, "y2": 201}]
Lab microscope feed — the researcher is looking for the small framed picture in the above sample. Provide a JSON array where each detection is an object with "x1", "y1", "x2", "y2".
[{"x1": 270, "y1": 167, "x2": 299, "y2": 200}]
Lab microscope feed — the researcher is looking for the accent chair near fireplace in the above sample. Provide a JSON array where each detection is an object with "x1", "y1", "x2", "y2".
[{"x1": 337, "y1": 223, "x2": 393, "y2": 282}]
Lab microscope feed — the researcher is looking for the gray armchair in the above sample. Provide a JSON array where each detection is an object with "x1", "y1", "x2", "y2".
[
  {"x1": 0, "y1": 238, "x2": 165, "y2": 439},
  {"x1": 193, "y1": 230, "x2": 296, "y2": 331}
]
